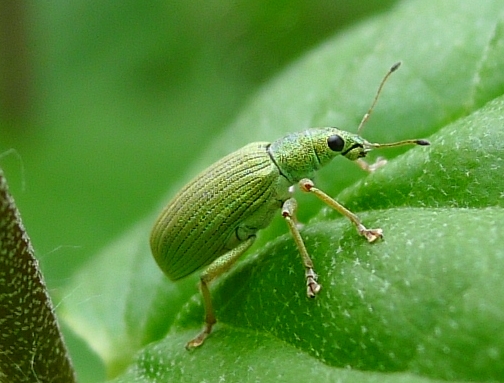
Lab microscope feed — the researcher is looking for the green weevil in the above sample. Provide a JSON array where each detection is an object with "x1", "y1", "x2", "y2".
[{"x1": 150, "y1": 62, "x2": 430, "y2": 349}]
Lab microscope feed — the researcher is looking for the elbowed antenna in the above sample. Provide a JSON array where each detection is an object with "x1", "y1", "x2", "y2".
[
  {"x1": 365, "y1": 138, "x2": 430, "y2": 150},
  {"x1": 355, "y1": 62, "x2": 431, "y2": 150},
  {"x1": 357, "y1": 61, "x2": 402, "y2": 135}
]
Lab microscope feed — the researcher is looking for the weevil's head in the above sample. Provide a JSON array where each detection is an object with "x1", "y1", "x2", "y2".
[
  {"x1": 268, "y1": 127, "x2": 371, "y2": 183},
  {"x1": 268, "y1": 127, "x2": 349, "y2": 183},
  {"x1": 312, "y1": 127, "x2": 430, "y2": 163},
  {"x1": 268, "y1": 127, "x2": 429, "y2": 184},
  {"x1": 311, "y1": 127, "x2": 370, "y2": 163}
]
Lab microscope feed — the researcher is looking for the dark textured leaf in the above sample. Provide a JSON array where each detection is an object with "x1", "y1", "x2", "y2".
[{"x1": 0, "y1": 169, "x2": 76, "y2": 383}]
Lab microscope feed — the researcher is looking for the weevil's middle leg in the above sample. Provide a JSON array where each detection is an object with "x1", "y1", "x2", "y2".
[
  {"x1": 186, "y1": 237, "x2": 255, "y2": 350},
  {"x1": 282, "y1": 198, "x2": 321, "y2": 298},
  {"x1": 299, "y1": 178, "x2": 383, "y2": 242}
]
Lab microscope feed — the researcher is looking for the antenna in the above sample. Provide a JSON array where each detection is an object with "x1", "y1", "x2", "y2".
[
  {"x1": 357, "y1": 61, "x2": 401, "y2": 135},
  {"x1": 367, "y1": 138, "x2": 430, "y2": 149}
]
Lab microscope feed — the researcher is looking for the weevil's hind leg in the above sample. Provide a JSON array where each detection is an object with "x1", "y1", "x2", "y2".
[
  {"x1": 299, "y1": 179, "x2": 383, "y2": 242},
  {"x1": 186, "y1": 236, "x2": 255, "y2": 350},
  {"x1": 282, "y1": 198, "x2": 321, "y2": 298}
]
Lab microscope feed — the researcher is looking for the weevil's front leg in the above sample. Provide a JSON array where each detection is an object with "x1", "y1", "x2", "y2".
[
  {"x1": 282, "y1": 198, "x2": 321, "y2": 298},
  {"x1": 186, "y1": 236, "x2": 255, "y2": 350},
  {"x1": 355, "y1": 157, "x2": 387, "y2": 172},
  {"x1": 299, "y1": 179, "x2": 383, "y2": 242}
]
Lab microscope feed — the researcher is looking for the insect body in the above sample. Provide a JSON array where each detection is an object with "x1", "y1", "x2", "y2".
[{"x1": 150, "y1": 62, "x2": 430, "y2": 349}]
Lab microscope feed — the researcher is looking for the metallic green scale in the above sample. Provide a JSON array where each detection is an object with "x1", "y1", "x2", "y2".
[{"x1": 150, "y1": 62, "x2": 430, "y2": 350}]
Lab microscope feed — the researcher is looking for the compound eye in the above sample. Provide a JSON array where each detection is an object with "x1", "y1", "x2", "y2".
[{"x1": 327, "y1": 134, "x2": 344, "y2": 152}]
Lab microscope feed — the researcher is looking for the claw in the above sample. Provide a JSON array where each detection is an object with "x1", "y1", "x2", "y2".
[
  {"x1": 306, "y1": 268, "x2": 321, "y2": 298},
  {"x1": 358, "y1": 225, "x2": 383, "y2": 242},
  {"x1": 185, "y1": 322, "x2": 213, "y2": 350}
]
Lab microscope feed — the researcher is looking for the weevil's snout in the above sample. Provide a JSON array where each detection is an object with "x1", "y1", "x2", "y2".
[
  {"x1": 362, "y1": 141, "x2": 374, "y2": 153},
  {"x1": 362, "y1": 148, "x2": 372, "y2": 156},
  {"x1": 357, "y1": 147, "x2": 371, "y2": 158},
  {"x1": 342, "y1": 144, "x2": 368, "y2": 161}
]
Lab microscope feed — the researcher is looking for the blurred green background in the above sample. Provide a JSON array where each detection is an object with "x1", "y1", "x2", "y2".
[
  {"x1": 0, "y1": 0, "x2": 397, "y2": 288},
  {"x1": 0, "y1": 1, "x2": 397, "y2": 381}
]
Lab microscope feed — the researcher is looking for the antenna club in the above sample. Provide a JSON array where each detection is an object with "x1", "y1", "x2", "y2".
[
  {"x1": 416, "y1": 139, "x2": 430, "y2": 146},
  {"x1": 390, "y1": 61, "x2": 402, "y2": 72}
]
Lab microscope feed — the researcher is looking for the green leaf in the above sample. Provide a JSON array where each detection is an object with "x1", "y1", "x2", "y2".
[
  {"x1": 111, "y1": 329, "x2": 459, "y2": 383},
  {"x1": 59, "y1": 0, "x2": 504, "y2": 381},
  {"x1": 114, "y1": 208, "x2": 504, "y2": 383}
]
